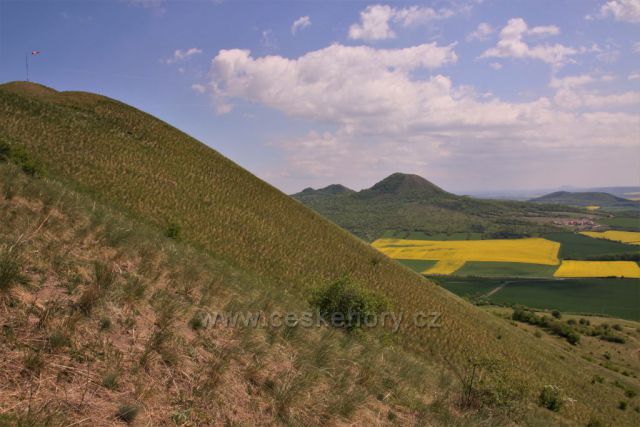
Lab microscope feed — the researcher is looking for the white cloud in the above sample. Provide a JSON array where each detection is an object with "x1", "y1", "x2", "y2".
[
  {"x1": 191, "y1": 83, "x2": 207, "y2": 94},
  {"x1": 489, "y1": 62, "x2": 503, "y2": 70},
  {"x1": 209, "y1": 42, "x2": 457, "y2": 121},
  {"x1": 291, "y1": 16, "x2": 311, "y2": 34},
  {"x1": 600, "y1": 0, "x2": 640, "y2": 23},
  {"x1": 551, "y1": 73, "x2": 640, "y2": 109},
  {"x1": 629, "y1": 72, "x2": 640, "y2": 80},
  {"x1": 466, "y1": 22, "x2": 494, "y2": 41},
  {"x1": 202, "y1": 43, "x2": 639, "y2": 189},
  {"x1": 348, "y1": 4, "x2": 454, "y2": 41},
  {"x1": 165, "y1": 48, "x2": 202, "y2": 64},
  {"x1": 481, "y1": 18, "x2": 576, "y2": 67},
  {"x1": 633, "y1": 41, "x2": 640, "y2": 52}
]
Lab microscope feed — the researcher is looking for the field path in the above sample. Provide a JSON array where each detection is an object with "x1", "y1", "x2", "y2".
[{"x1": 484, "y1": 282, "x2": 508, "y2": 297}]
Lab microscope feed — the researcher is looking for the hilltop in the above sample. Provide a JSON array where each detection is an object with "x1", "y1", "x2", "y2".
[
  {"x1": 293, "y1": 172, "x2": 569, "y2": 241},
  {"x1": 1, "y1": 81, "x2": 638, "y2": 425},
  {"x1": 530, "y1": 191, "x2": 640, "y2": 210}
]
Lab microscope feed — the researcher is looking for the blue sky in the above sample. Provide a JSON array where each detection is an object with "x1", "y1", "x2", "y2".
[{"x1": 1, "y1": 0, "x2": 639, "y2": 193}]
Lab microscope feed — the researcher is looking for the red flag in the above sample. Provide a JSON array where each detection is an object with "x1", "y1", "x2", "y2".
[{"x1": 31, "y1": 51, "x2": 40, "y2": 55}]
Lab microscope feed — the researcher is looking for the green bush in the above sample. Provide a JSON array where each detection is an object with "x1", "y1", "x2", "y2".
[
  {"x1": 538, "y1": 385, "x2": 563, "y2": 412},
  {"x1": 115, "y1": 404, "x2": 139, "y2": 424},
  {"x1": 310, "y1": 276, "x2": 388, "y2": 331},
  {"x1": 165, "y1": 222, "x2": 181, "y2": 240}
]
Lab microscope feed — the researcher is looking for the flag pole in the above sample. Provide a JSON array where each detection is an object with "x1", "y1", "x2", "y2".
[{"x1": 25, "y1": 53, "x2": 29, "y2": 82}]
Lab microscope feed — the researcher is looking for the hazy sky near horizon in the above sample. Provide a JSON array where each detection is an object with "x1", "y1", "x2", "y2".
[{"x1": 1, "y1": 0, "x2": 639, "y2": 193}]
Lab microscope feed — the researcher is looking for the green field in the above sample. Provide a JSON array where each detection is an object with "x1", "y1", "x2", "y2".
[
  {"x1": 453, "y1": 262, "x2": 557, "y2": 278},
  {"x1": 601, "y1": 217, "x2": 640, "y2": 231},
  {"x1": 544, "y1": 232, "x2": 639, "y2": 259},
  {"x1": 433, "y1": 278, "x2": 501, "y2": 298},
  {"x1": 382, "y1": 230, "x2": 484, "y2": 240},
  {"x1": 438, "y1": 277, "x2": 640, "y2": 321},
  {"x1": 395, "y1": 258, "x2": 437, "y2": 272}
]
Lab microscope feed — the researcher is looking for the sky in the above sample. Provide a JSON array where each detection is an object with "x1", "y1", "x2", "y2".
[{"x1": 1, "y1": 0, "x2": 639, "y2": 194}]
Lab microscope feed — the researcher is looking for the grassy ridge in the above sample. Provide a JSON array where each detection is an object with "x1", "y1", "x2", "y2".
[{"x1": 1, "y1": 81, "x2": 639, "y2": 425}]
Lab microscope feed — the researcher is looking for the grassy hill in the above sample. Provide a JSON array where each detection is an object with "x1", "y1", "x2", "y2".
[
  {"x1": 530, "y1": 191, "x2": 640, "y2": 210},
  {"x1": 293, "y1": 173, "x2": 569, "y2": 241},
  {"x1": 1, "y1": 81, "x2": 639, "y2": 425}
]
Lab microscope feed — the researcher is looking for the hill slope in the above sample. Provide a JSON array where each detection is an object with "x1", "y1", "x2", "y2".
[
  {"x1": 293, "y1": 173, "x2": 566, "y2": 241},
  {"x1": 530, "y1": 191, "x2": 640, "y2": 210},
  {"x1": 1, "y1": 81, "x2": 638, "y2": 425}
]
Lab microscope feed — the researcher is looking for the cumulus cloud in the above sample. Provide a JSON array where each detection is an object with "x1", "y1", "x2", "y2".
[
  {"x1": 481, "y1": 18, "x2": 576, "y2": 67},
  {"x1": 348, "y1": 4, "x2": 454, "y2": 41},
  {"x1": 600, "y1": 0, "x2": 640, "y2": 23},
  {"x1": 551, "y1": 73, "x2": 640, "y2": 109},
  {"x1": 291, "y1": 16, "x2": 311, "y2": 34},
  {"x1": 165, "y1": 48, "x2": 202, "y2": 64},
  {"x1": 466, "y1": 22, "x2": 494, "y2": 41},
  {"x1": 199, "y1": 43, "x2": 638, "y2": 190}
]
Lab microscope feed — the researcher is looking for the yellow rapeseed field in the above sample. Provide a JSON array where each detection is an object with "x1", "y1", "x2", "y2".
[
  {"x1": 580, "y1": 230, "x2": 640, "y2": 245},
  {"x1": 585, "y1": 205, "x2": 600, "y2": 211},
  {"x1": 424, "y1": 259, "x2": 466, "y2": 275},
  {"x1": 554, "y1": 260, "x2": 640, "y2": 278},
  {"x1": 372, "y1": 237, "x2": 560, "y2": 265}
]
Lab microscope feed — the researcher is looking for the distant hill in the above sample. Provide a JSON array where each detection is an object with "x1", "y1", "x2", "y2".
[
  {"x1": 530, "y1": 191, "x2": 640, "y2": 210},
  {"x1": 293, "y1": 172, "x2": 566, "y2": 241},
  {"x1": 471, "y1": 186, "x2": 640, "y2": 201},
  {"x1": 1, "y1": 81, "x2": 635, "y2": 425}
]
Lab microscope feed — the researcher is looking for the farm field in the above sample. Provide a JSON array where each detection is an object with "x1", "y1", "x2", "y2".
[
  {"x1": 454, "y1": 261, "x2": 558, "y2": 278},
  {"x1": 600, "y1": 216, "x2": 640, "y2": 231},
  {"x1": 554, "y1": 260, "x2": 640, "y2": 278},
  {"x1": 372, "y1": 237, "x2": 560, "y2": 265},
  {"x1": 544, "y1": 232, "x2": 639, "y2": 259},
  {"x1": 395, "y1": 258, "x2": 437, "y2": 273},
  {"x1": 436, "y1": 277, "x2": 640, "y2": 321},
  {"x1": 425, "y1": 259, "x2": 466, "y2": 275},
  {"x1": 581, "y1": 230, "x2": 640, "y2": 245}
]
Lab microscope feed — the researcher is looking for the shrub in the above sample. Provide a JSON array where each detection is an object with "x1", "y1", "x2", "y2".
[
  {"x1": 115, "y1": 404, "x2": 139, "y2": 424},
  {"x1": 0, "y1": 140, "x2": 10, "y2": 161},
  {"x1": 551, "y1": 310, "x2": 561, "y2": 319},
  {"x1": 600, "y1": 334, "x2": 626, "y2": 344},
  {"x1": 0, "y1": 247, "x2": 21, "y2": 292},
  {"x1": 618, "y1": 401, "x2": 628, "y2": 410},
  {"x1": 165, "y1": 222, "x2": 181, "y2": 240},
  {"x1": 102, "y1": 372, "x2": 119, "y2": 390},
  {"x1": 538, "y1": 385, "x2": 563, "y2": 412},
  {"x1": 310, "y1": 276, "x2": 388, "y2": 331}
]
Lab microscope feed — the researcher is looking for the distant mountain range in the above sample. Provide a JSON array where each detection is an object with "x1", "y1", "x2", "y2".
[
  {"x1": 470, "y1": 186, "x2": 640, "y2": 201},
  {"x1": 529, "y1": 191, "x2": 640, "y2": 210},
  {"x1": 293, "y1": 173, "x2": 567, "y2": 241}
]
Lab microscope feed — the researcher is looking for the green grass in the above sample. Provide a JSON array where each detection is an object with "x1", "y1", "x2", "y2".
[
  {"x1": 544, "y1": 232, "x2": 639, "y2": 259},
  {"x1": 395, "y1": 259, "x2": 438, "y2": 273},
  {"x1": 453, "y1": 262, "x2": 558, "y2": 278},
  {"x1": 439, "y1": 277, "x2": 640, "y2": 321},
  {"x1": 601, "y1": 217, "x2": 640, "y2": 231}
]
